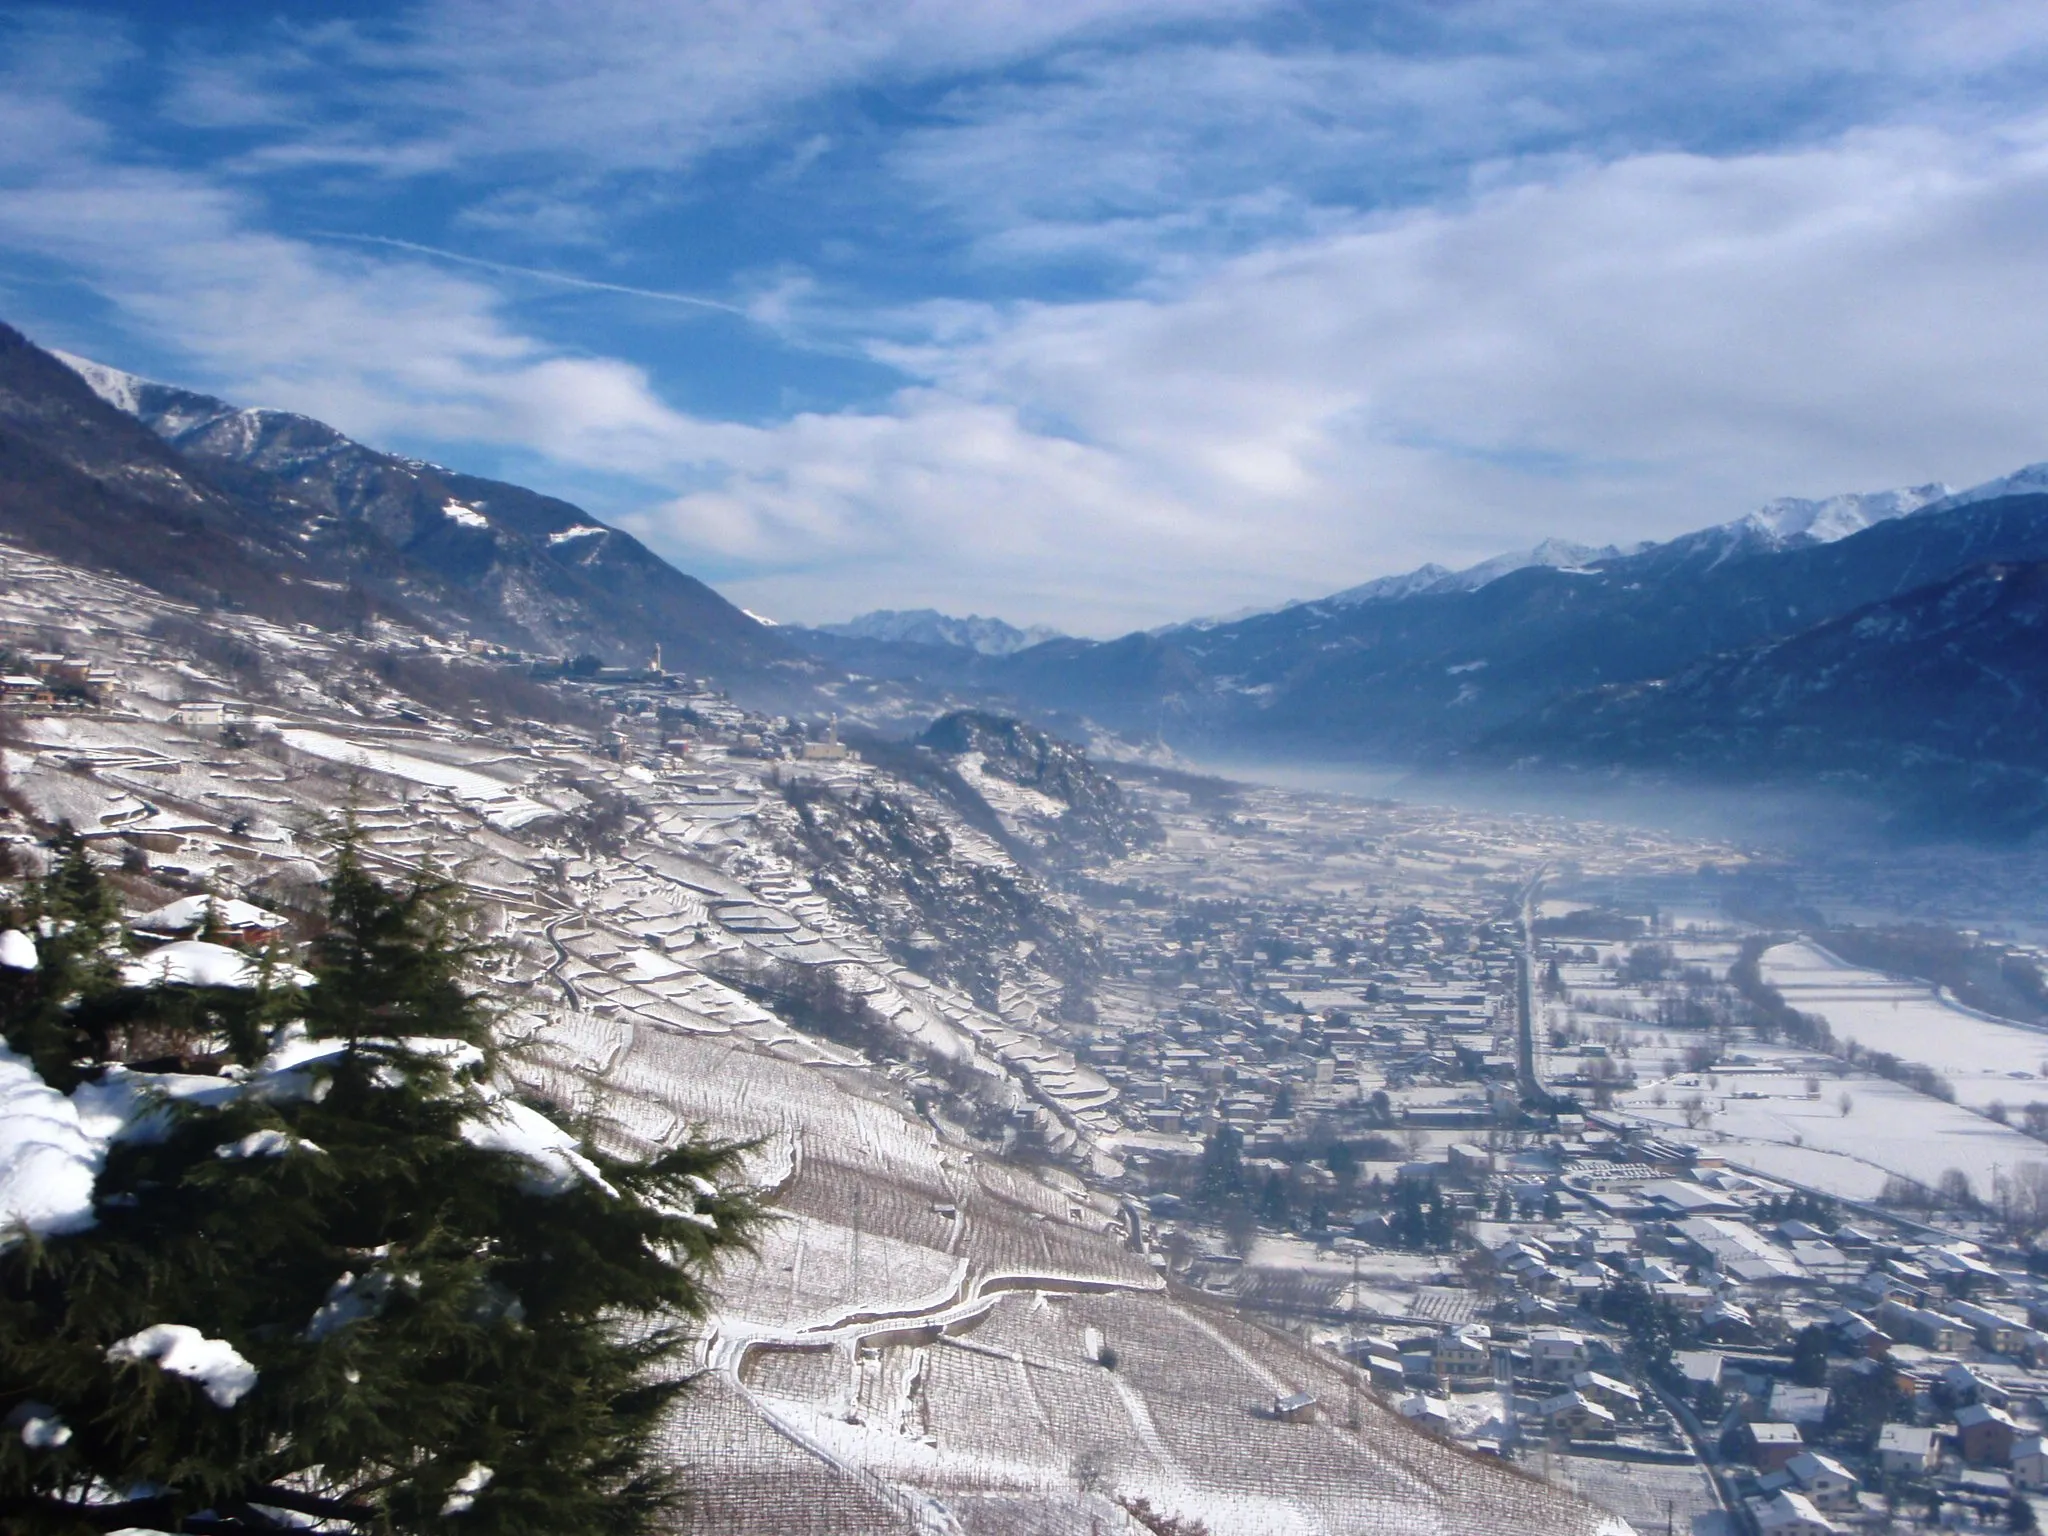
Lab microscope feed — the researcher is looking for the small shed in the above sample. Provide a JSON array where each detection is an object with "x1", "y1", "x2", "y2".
[{"x1": 1273, "y1": 1391, "x2": 1319, "y2": 1424}]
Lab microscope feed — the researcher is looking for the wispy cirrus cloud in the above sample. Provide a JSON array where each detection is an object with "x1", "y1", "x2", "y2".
[{"x1": 162, "y1": 0, "x2": 1273, "y2": 178}]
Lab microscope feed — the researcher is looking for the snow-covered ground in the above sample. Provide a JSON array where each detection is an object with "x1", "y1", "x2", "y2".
[
  {"x1": 1618, "y1": 1063, "x2": 2041, "y2": 1202},
  {"x1": 276, "y1": 729, "x2": 555, "y2": 831},
  {"x1": 1763, "y1": 941, "x2": 2048, "y2": 1112},
  {"x1": 0, "y1": 534, "x2": 1648, "y2": 1536},
  {"x1": 1545, "y1": 1454, "x2": 1728, "y2": 1536}
]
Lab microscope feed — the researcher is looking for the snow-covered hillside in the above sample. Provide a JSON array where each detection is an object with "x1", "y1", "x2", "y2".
[{"x1": 0, "y1": 536, "x2": 1627, "y2": 1536}]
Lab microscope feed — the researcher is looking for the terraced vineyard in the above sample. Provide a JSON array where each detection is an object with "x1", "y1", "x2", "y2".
[{"x1": 516, "y1": 939, "x2": 1628, "y2": 1535}]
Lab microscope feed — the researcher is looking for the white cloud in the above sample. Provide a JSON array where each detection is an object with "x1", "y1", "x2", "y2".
[
  {"x1": 181, "y1": 0, "x2": 1273, "y2": 177},
  {"x1": 635, "y1": 119, "x2": 2048, "y2": 630},
  {"x1": 0, "y1": 86, "x2": 725, "y2": 478},
  {"x1": 14, "y1": 4, "x2": 2048, "y2": 636},
  {"x1": 883, "y1": 0, "x2": 2048, "y2": 261}
]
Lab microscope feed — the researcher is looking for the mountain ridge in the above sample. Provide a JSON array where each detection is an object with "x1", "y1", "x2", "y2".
[
  {"x1": 38, "y1": 338, "x2": 811, "y2": 695},
  {"x1": 1475, "y1": 557, "x2": 2048, "y2": 836},
  {"x1": 814, "y1": 607, "x2": 1064, "y2": 655},
  {"x1": 946, "y1": 481, "x2": 2048, "y2": 839}
]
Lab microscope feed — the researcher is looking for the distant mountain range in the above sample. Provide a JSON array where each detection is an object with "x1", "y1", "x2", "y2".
[
  {"x1": 15, "y1": 315, "x2": 2048, "y2": 837},
  {"x1": 1480, "y1": 558, "x2": 2048, "y2": 836},
  {"x1": 793, "y1": 466, "x2": 2048, "y2": 836},
  {"x1": 0, "y1": 324, "x2": 806, "y2": 694},
  {"x1": 1173, "y1": 484, "x2": 1949, "y2": 624},
  {"x1": 811, "y1": 608, "x2": 1063, "y2": 655}
]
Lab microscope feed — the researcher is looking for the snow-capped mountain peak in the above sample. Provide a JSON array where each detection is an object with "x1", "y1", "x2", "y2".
[
  {"x1": 1736, "y1": 484, "x2": 1950, "y2": 546},
  {"x1": 1320, "y1": 538, "x2": 1640, "y2": 610},
  {"x1": 1319, "y1": 563, "x2": 1456, "y2": 607},
  {"x1": 1437, "y1": 537, "x2": 1641, "y2": 590},
  {"x1": 818, "y1": 609, "x2": 1063, "y2": 655},
  {"x1": 51, "y1": 350, "x2": 151, "y2": 415},
  {"x1": 1924, "y1": 461, "x2": 2048, "y2": 513}
]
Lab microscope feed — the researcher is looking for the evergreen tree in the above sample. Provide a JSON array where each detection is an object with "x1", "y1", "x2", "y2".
[
  {"x1": 0, "y1": 828, "x2": 128, "y2": 1088},
  {"x1": 1257, "y1": 1170, "x2": 1290, "y2": 1225},
  {"x1": 0, "y1": 833, "x2": 754, "y2": 1534},
  {"x1": 0, "y1": 829, "x2": 292, "y2": 1085},
  {"x1": 1390, "y1": 1182, "x2": 1432, "y2": 1249},
  {"x1": 1198, "y1": 1123, "x2": 1245, "y2": 1207},
  {"x1": 1790, "y1": 1324, "x2": 1830, "y2": 1387},
  {"x1": 1426, "y1": 1193, "x2": 1456, "y2": 1249}
]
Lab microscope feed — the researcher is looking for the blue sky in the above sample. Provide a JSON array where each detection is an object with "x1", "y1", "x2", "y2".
[{"x1": 7, "y1": 1, "x2": 2048, "y2": 632}]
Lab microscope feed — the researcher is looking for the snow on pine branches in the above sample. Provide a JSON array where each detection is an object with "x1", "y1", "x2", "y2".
[{"x1": 0, "y1": 827, "x2": 756, "y2": 1535}]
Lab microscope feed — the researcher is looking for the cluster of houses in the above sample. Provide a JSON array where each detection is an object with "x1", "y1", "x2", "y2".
[
  {"x1": 0, "y1": 649, "x2": 109, "y2": 706},
  {"x1": 1340, "y1": 1113, "x2": 2048, "y2": 1528},
  {"x1": 1083, "y1": 884, "x2": 1534, "y2": 1167}
]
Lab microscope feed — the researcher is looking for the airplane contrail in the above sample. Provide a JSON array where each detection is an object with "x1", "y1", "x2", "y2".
[{"x1": 311, "y1": 232, "x2": 751, "y2": 317}]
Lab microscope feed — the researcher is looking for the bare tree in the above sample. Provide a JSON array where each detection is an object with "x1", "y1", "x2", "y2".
[
  {"x1": 1996, "y1": 1163, "x2": 2048, "y2": 1237},
  {"x1": 1071, "y1": 1444, "x2": 1109, "y2": 1497},
  {"x1": 1838, "y1": 1091, "x2": 1854, "y2": 1117},
  {"x1": 1680, "y1": 1093, "x2": 1710, "y2": 1131}
]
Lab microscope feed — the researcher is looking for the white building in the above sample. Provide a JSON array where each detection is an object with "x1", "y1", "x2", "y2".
[
  {"x1": 1434, "y1": 1325, "x2": 1493, "y2": 1379},
  {"x1": 2014, "y1": 1435, "x2": 2048, "y2": 1492},
  {"x1": 1875, "y1": 1423, "x2": 1939, "y2": 1477},
  {"x1": 1534, "y1": 1390, "x2": 1617, "y2": 1439},
  {"x1": 1755, "y1": 1489, "x2": 1837, "y2": 1536},
  {"x1": 1397, "y1": 1394, "x2": 1451, "y2": 1433},
  {"x1": 1768, "y1": 1383, "x2": 1832, "y2": 1426},
  {"x1": 1527, "y1": 1328, "x2": 1590, "y2": 1381},
  {"x1": 1785, "y1": 1451, "x2": 1858, "y2": 1510},
  {"x1": 1571, "y1": 1370, "x2": 1642, "y2": 1416}
]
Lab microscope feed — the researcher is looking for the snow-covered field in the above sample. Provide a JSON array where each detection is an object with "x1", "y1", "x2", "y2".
[
  {"x1": 1618, "y1": 1064, "x2": 2041, "y2": 1202},
  {"x1": 1546, "y1": 1454, "x2": 1728, "y2": 1536},
  {"x1": 276, "y1": 728, "x2": 555, "y2": 830},
  {"x1": 1763, "y1": 941, "x2": 2048, "y2": 1113}
]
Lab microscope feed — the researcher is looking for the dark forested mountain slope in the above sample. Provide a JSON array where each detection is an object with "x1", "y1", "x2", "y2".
[
  {"x1": 1475, "y1": 560, "x2": 2048, "y2": 836},
  {"x1": 971, "y1": 490, "x2": 2048, "y2": 763},
  {"x1": 0, "y1": 323, "x2": 380, "y2": 629},
  {"x1": 21, "y1": 327, "x2": 807, "y2": 690}
]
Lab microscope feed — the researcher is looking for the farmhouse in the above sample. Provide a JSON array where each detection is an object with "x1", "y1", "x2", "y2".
[
  {"x1": 2009, "y1": 1435, "x2": 2048, "y2": 1493},
  {"x1": 1754, "y1": 1489, "x2": 1837, "y2": 1536},
  {"x1": 1434, "y1": 1325, "x2": 1493, "y2": 1380},
  {"x1": 1526, "y1": 1328, "x2": 1590, "y2": 1382},
  {"x1": 1534, "y1": 1390, "x2": 1616, "y2": 1439},
  {"x1": 1783, "y1": 1452, "x2": 1857, "y2": 1511}
]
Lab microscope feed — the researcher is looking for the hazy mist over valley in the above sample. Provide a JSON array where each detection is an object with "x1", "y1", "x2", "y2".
[{"x1": 8, "y1": 6, "x2": 2048, "y2": 1536}]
